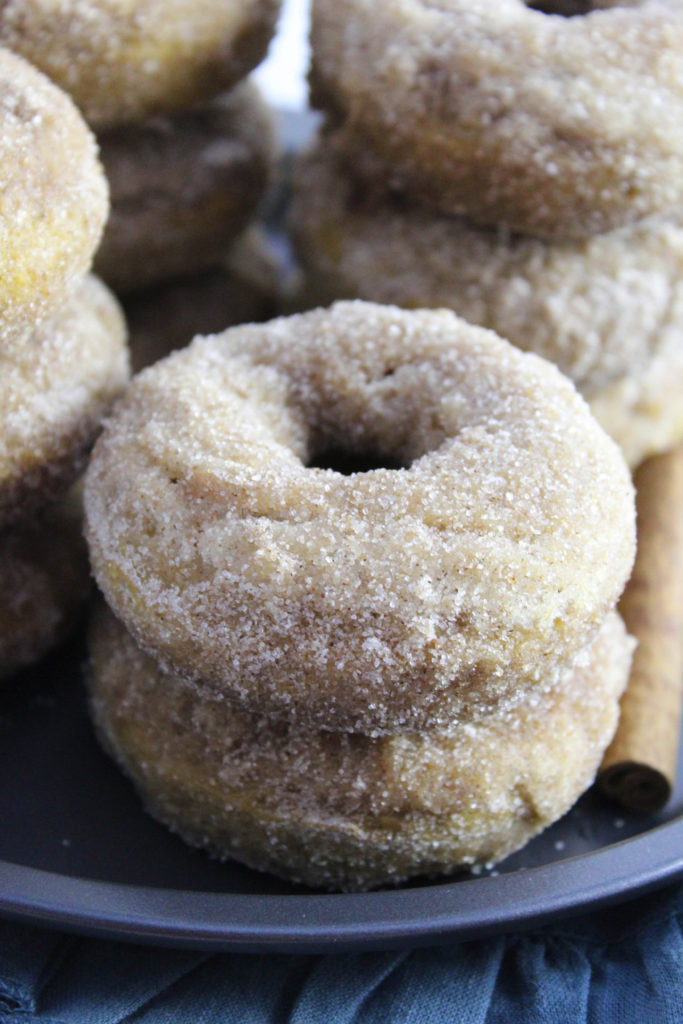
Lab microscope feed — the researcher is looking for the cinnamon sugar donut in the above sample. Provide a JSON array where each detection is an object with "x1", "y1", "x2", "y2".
[
  {"x1": 1, "y1": 275, "x2": 129, "y2": 527},
  {"x1": 1, "y1": 490, "x2": 90, "y2": 681},
  {"x1": 310, "y1": 0, "x2": 683, "y2": 239},
  {"x1": 85, "y1": 302, "x2": 635, "y2": 734},
  {"x1": 0, "y1": 0, "x2": 282, "y2": 128},
  {"x1": 94, "y1": 84, "x2": 275, "y2": 294},
  {"x1": 0, "y1": 47, "x2": 108, "y2": 340},
  {"x1": 88, "y1": 604, "x2": 633, "y2": 890},
  {"x1": 290, "y1": 145, "x2": 683, "y2": 466}
]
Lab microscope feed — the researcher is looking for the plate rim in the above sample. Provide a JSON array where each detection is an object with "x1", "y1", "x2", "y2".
[{"x1": 1, "y1": 814, "x2": 682, "y2": 953}]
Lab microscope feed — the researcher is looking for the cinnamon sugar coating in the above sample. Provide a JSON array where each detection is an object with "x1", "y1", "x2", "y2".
[
  {"x1": 310, "y1": 0, "x2": 683, "y2": 239},
  {"x1": 1, "y1": 276, "x2": 129, "y2": 528},
  {"x1": 0, "y1": 0, "x2": 282, "y2": 128},
  {"x1": 290, "y1": 145, "x2": 683, "y2": 467},
  {"x1": 94, "y1": 84, "x2": 275, "y2": 294},
  {"x1": 85, "y1": 302, "x2": 635, "y2": 733},
  {"x1": 1, "y1": 490, "x2": 90, "y2": 681},
  {"x1": 88, "y1": 605, "x2": 633, "y2": 890},
  {"x1": 0, "y1": 48, "x2": 108, "y2": 339}
]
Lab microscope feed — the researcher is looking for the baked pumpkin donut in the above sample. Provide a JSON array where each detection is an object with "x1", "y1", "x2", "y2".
[
  {"x1": 88, "y1": 604, "x2": 633, "y2": 890},
  {"x1": 94, "y1": 84, "x2": 275, "y2": 294},
  {"x1": 1, "y1": 275, "x2": 129, "y2": 528},
  {"x1": 310, "y1": 0, "x2": 683, "y2": 239},
  {"x1": 0, "y1": 47, "x2": 108, "y2": 340},
  {"x1": 0, "y1": 0, "x2": 282, "y2": 128},
  {"x1": 1, "y1": 489, "x2": 90, "y2": 681},
  {"x1": 290, "y1": 145, "x2": 683, "y2": 467},
  {"x1": 85, "y1": 302, "x2": 635, "y2": 734}
]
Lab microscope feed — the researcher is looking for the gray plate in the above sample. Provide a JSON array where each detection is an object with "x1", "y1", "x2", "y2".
[{"x1": 0, "y1": 632, "x2": 682, "y2": 953}]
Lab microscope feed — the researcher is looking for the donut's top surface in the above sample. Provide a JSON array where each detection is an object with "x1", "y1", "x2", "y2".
[
  {"x1": 0, "y1": 0, "x2": 282, "y2": 127},
  {"x1": 311, "y1": 0, "x2": 683, "y2": 238},
  {"x1": 0, "y1": 47, "x2": 108, "y2": 337},
  {"x1": 85, "y1": 302, "x2": 636, "y2": 733}
]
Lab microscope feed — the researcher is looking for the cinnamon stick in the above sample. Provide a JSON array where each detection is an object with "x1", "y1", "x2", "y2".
[{"x1": 597, "y1": 445, "x2": 683, "y2": 814}]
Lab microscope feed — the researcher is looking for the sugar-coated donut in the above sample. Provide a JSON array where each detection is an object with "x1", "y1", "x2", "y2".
[
  {"x1": 310, "y1": 0, "x2": 683, "y2": 239},
  {"x1": 588, "y1": 355, "x2": 683, "y2": 470},
  {"x1": 94, "y1": 84, "x2": 275, "y2": 294},
  {"x1": 290, "y1": 146, "x2": 683, "y2": 467},
  {"x1": 1, "y1": 276, "x2": 129, "y2": 528},
  {"x1": 88, "y1": 604, "x2": 633, "y2": 890},
  {"x1": 0, "y1": 47, "x2": 108, "y2": 340},
  {"x1": 1, "y1": 490, "x2": 90, "y2": 681},
  {"x1": 0, "y1": 0, "x2": 282, "y2": 128},
  {"x1": 85, "y1": 302, "x2": 635, "y2": 734}
]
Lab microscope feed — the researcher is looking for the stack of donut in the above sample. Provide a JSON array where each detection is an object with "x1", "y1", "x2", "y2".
[
  {"x1": 0, "y1": 0, "x2": 282, "y2": 371},
  {"x1": 0, "y1": 49, "x2": 129, "y2": 680},
  {"x1": 85, "y1": 301, "x2": 637, "y2": 889},
  {"x1": 291, "y1": 0, "x2": 683, "y2": 469}
]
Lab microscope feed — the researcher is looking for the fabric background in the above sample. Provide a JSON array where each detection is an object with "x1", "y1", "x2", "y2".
[{"x1": 0, "y1": 881, "x2": 681, "y2": 1024}]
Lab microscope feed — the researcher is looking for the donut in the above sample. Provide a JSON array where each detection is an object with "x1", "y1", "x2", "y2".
[
  {"x1": 588, "y1": 354, "x2": 683, "y2": 470},
  {"x1": 310, "y1": 0, "x2": 683, "y2": 239},
  {"x1": 124, "y1": 230, "x2": 279, "y2": 372},
  {"x1": 88, "y1": 604, "x2": 633, "y2": 890},
  {"x1": 84, "y1": 302, "x2": 635, "y2": 734},
  {"x1": 1, "y1": 276, "x2": 129, "y2": 528},
  {"x1": 0, "y1": 47, "x2": 108, "y2": 340},
  {"x1": 1, "y1": 489, "x2": 90, "y2": 681},
  {"x1": 0, "y1": 0, "x2": 282, "y2": 129},
  {"x1": 94, "y1": 84, "x2": 276, "y2": 294},
  {"x1": 290, "y1": 145, "x2": 683, "y2": 467}
]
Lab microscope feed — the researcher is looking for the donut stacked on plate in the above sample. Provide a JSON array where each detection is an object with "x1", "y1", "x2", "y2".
[
  {"x1": 0, "y1": 0, "x2": 282, "y2": 370},
  {"x1": 0, "y1": 49, "x2": 129, "y2": 680},
  {"x1": 290, "y1": 0, "x2": 683, "y2": 469},
  {"x1": 85, "y1": 302, "x2": 637, "y2": 890}
]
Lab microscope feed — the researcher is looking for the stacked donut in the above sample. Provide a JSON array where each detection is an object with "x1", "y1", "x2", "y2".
[
  {"x1": 0, "y1": 49, "x2": 129, "y2": 680},
  {"x1": 85, "y1": 301, "x2": 637, "y2": 889},
  {"x1": 291, "y1": 0, "x2": 683, "y2": 469},
  {"x1": 0, "y1": 0, "x2": 282, "y2": 371}
]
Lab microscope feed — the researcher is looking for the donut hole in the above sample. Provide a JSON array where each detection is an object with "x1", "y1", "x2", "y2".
[
  {"x1": 307, "y1": 445, "x2": 408, "y2": 475},
  {"x1": 525, "y1": 1, "x2": 599, "y2": 14}
]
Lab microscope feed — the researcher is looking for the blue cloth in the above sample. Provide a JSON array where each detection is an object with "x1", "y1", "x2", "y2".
[{"x1": 0, "y1": 882, "x2": 681, "y2": 1024}]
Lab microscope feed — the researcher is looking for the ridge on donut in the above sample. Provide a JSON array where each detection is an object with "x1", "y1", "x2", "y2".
[
  {"x1": 0, "y1": 0, "x2": 282, "y2": 128},
  {"x1": 310, "y1": 0, "x2": 683, "y2": 239},
  {"x1": 84, "y1": 302, "x2": 636, "y2": 735}
]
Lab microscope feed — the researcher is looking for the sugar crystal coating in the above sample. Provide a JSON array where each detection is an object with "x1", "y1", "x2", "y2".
[
  {"x1": 85, "y1": 301, "x2": 635, "y2": 733},
  {"x1": 1, "y1": 275, "x2": 129, "y2": 527},
  {"x1": 290, "y1": 143, "x2": 683, "y2": 467},
  {"x1": 88, "y1": 604, "x2": 633, "y2": 890},
  {"x1": 0, "y1": 0, "x2": 282, "y2": 128},
  {"x1": 0, "y1": 47, "x2": 108, "y2": 338},
  {"x1": 310, "y1": 0, "x2": 683, "y2": 239}
]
